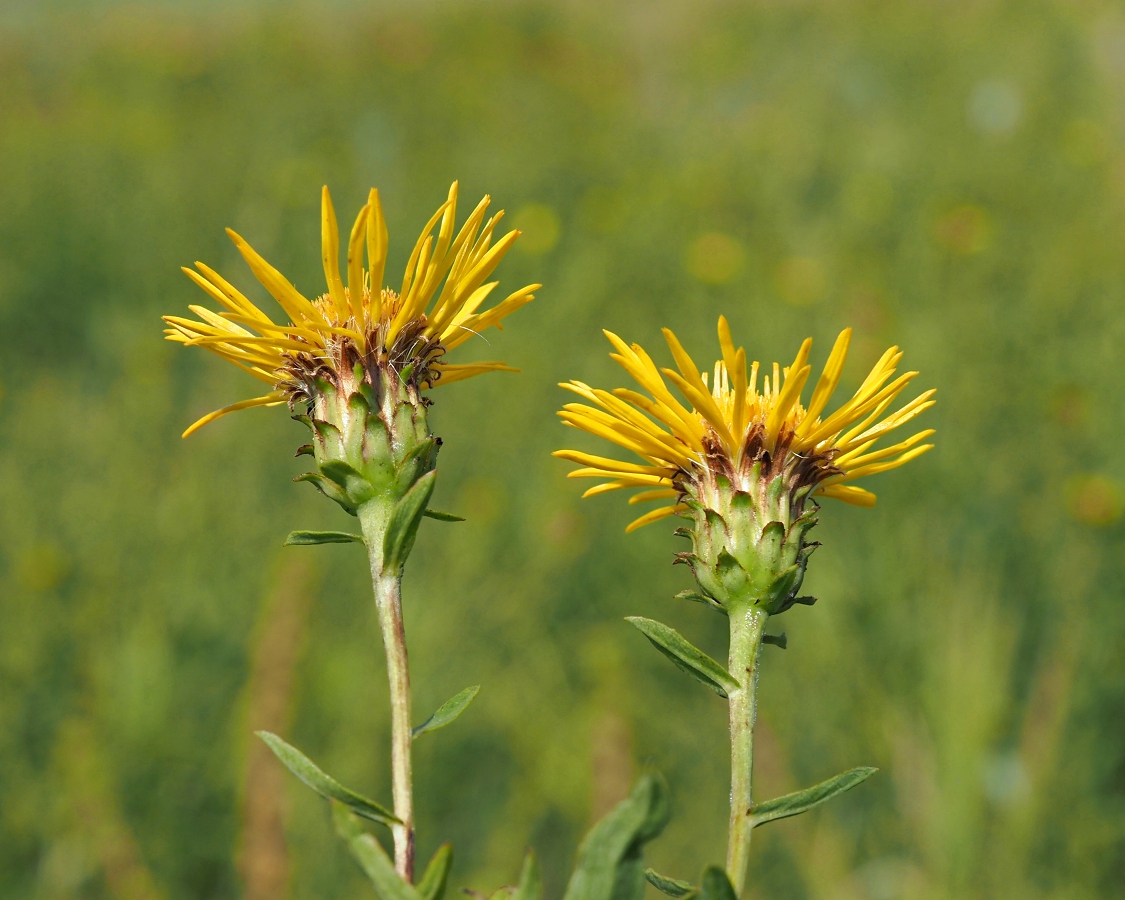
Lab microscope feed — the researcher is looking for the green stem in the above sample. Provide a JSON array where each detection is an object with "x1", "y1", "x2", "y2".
[
  {"x1": 725, "y1": 604, "x2": 767, "y2": 896},
  {"x1": 359, "y1": 501, "x2": 415, "y2": 883}
]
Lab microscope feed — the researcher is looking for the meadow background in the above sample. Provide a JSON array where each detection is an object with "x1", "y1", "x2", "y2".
[{"x1": 2, "y1": 1, "x2": 1124, "y2": 898}]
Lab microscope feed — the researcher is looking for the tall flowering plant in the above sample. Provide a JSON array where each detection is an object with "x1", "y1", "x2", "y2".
[{"x1": 555, "y1": 319, "x2": 934, "y2": 896}]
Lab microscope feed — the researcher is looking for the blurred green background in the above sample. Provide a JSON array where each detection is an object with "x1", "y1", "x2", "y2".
[{"x1": 2, "y1": 1, "x2": 1124, "y2": 898}]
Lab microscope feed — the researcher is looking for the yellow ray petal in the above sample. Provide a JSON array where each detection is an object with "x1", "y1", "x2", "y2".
[
  {"x1": 428, "y1": 361, "x2": 518, "y2": 387},
  {"x1": 764, "y1": 362, "x2": 811, "y2": 447},
  {"x1": 551, "y1": 450, "x2": 671, "y2": 477},
  {"x1": 627, "y1": 488, "x2": 680, "y2": 504},
  {"x1": 817, "y1": 484, "x2": 877, "y2": 506},
  {"x1": 182, "y1": 392, "x2": 287, "y2": 438},
  {"x1": 227, "y1": 228, "x2": 327, "y2": 326},
  {"x1": 625, "y1": 504, "x2": 685, "y2": 533},
  {"x1": 799, "y1": 328, "x2": 851, "y2": 434},
  {"x1": 347, "y1": 202, "x2": 370, "y2": 326},
  {"x1": 321, "y1": 186, "x2": 349, "y2": 320},
  {"x1": 366, "y1": 189, "x2": 388, "y2": 316}
]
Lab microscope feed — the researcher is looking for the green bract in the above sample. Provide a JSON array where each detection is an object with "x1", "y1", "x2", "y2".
[
  {"x1": 678, "y1": 468, "x2": 819, "y2": 617},
  {"x1": 295, "y1": 363, "x2": 437, "y2": 523}
]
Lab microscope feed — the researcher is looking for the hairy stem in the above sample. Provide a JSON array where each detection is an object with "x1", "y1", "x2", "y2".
[
  {"x1": 359, "y1": 502, "x2": 415, "y2": 882},
  {"x1": 725, "y1": 605, "x2": 767, "y2": 896}
]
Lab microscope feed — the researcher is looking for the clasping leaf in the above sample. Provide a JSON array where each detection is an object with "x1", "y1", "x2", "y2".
[
  {"x1": 332, "y1": 801, "x2": 419, "y2": 900},
  {"x1": 256, "y1": 731, "x2": 399, "y2": 825},
  {"x1": 384, "y1": 470, "x2": 438, "y2": 573},
  {"x1": 749, "y1": 766, "x2": 877, "y2": 827},
  {"x1": 413, "y1": 685, "x2": 480, "y2": 739},
  {"x1": 626, "y1": 617, "x2": 740, "y2": 698}
]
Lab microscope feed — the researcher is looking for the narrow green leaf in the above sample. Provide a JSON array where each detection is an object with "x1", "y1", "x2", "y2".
[
  {"x1": 423, "y1": 509, "x2": 466, "y2": 522},
  {"x1": 625, "y1": 617, "x2": 740, "y2": 699},
  {"x1": 417, "y1": 843, "x2": 454, "y2": 900},
  {"x1": 749, "y1": 766, "x2": 877, "y2": 827},
  {"x1": 331, "y1": 801, "x2": 420, "y2": 900},
  {"x1": 697, "y1": 867, "x2": 736, "y2": 900},
  {"x1": 383, "y1": 470, "x2": 438, "y2": 573},
  {"x1": 413, "y1": 685, "x2": 480, "y2": 739},
  {"x1": 256, "y1": 731, "x2": 399, "y2": 825},
  {"x1": 761, "y1": 633, "x2": 787, "y2": 649},
  {"x1": 562, "y1": 773, "x2": 670, "y2": 900},
  {"x1": 644, "y1": 869, "x2": 696, "y2": 899},
  {"x1": 512, "y1": 850, "x2": 542, "y2": 900},
  {"x1": 285, "y1": 530, "x2": 365, "y2": 546}
]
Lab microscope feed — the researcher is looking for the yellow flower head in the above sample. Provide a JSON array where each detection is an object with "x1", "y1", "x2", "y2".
[
  {"x1": 554, "y1": 317, "x2": 936, "y2": 532},
  {"x1": 164, "y1": 183, "x2": 539, "y2": 437}
]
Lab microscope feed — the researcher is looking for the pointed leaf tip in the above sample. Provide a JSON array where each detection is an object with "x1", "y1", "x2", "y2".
[
  {"x1": 626, "y1": 616, "x2": 740, "y2": 698},
  {"x1": 513, "y1": 850, "x2": 542, "y2": 900},
  {"x1": 418, "y1": 843, "x2": 454, "y2": 900},
  {"x1": 750, "y1": 766, "x2": 877, "y2": 827},
  {"x1": 413, "y1": 685, "x2": 480, "y2": 738}
]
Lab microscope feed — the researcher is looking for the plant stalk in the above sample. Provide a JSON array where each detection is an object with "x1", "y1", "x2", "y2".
[
  {"x1": 359, "y1": 502, "x2": 415, "y2": 883},
  {"x1": 725, "y1": 604, "x2": 767, "y2": 896}
]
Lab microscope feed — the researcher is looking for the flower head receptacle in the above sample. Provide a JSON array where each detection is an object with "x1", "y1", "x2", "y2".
[
  {"x1": 555, "y1": 317, "x2": 935, "y2": 617},
  {"x1": 164, "y1": 182, "x2": 539, "y2": 529}
]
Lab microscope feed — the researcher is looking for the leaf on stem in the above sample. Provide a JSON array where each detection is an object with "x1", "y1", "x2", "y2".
[
  {"x1": 383, "y1": 470, "x2": 438, "y2": 572},
  {"x1": 417, "y1": 843, "x2": 454, "y2": 900},
  {"x1": 749, "y1": 766, "x2": 877, "y2": 828},
  {"x1": 423, "y1": 509, "x2": 465, "y2": 522},
  {"x1": 698, "y1": 867, "x2": 736, "y2": 900},
  {"x1": 644, "y1": 869, "x2": 697, "y2": 899},
  {"x1": 256, "y1": 731, "x2": 400, "y2": 825},
  {"x1": 561, "y1": 773, "x2": 671, "y2": 900},
  {"x1": 285, "y1": 530, "x2": 365, "y2": 545},
  {"x1": 625, "y1": 617, "x2": 740, "y2": 699},
  {"x1": 512, "y1": 850, "x2": 542, "y2": 900},
  {"x1": 761, "y1": 633, "x2": 787, "y2": 649},
  {"x1": 332, "y1": 801, "x2": 421, "y2": 900},
  {"x1": 412, "y1": 685, "x2": 481, "y2": 739}
]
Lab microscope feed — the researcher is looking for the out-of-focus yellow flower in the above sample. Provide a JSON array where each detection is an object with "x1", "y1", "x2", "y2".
[
  {"x1": 554, "y1": 317, "x2": 935, "y2": 531},
  {"x1": 164, "y1": 183, "x2": 539, "y2": 436}
]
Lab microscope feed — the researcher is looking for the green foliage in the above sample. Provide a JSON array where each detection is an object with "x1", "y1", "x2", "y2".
[
  {"x1": 512, "y1": 851, "x2": 542, "y2": 900},
  {"x1": 382, "y1": 471, "x2": 438, "y2": 574},
  {"x1": 644, "y1": 868, "x2": 696, "y2": 899},
  {"x1": 417, "y1": 844, "x2": 454, "y2": 900},
  {"x1": 625, "y1": 617, "x2": 739, "y2": 698},
  {"x1": 285, "y1": 530, "x2": 366, "y2": 546},
  {"x1": 332, "y1": 802, "x2": 419, "y2": 900},
  {"x1": 257, "y1": 732, "x2": 399, "y2": 826},
  {"x1": 561, "y1": 774, "x2": 670, "y2": 900},
  {"x1": 413, "y1": 686, "x2": 481, "y2": 739},
  {"x1": 423, "y1": 510, "x2": 466, "y2": 522},
  {"x1": 697, "y1": 867, "x2": 737, "y2": 900},
  {"x1": 749, "y1": 767, "x2": 878, "y2": 828}
]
